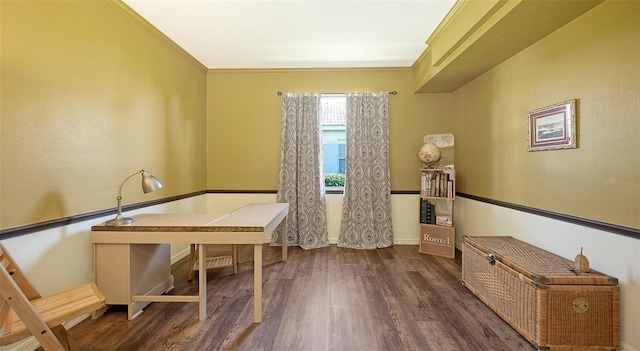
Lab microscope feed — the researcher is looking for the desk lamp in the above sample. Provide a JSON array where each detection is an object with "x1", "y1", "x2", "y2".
[{"x1": 105, "y1": 169, "x2": 164, "y2": 226}]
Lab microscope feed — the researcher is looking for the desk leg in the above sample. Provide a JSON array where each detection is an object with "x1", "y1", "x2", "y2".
[
  {"x1": 253, "y1": 243, "x2": 262, "y2": 323},
  {"x1": 198, "y1": 244, "x2": 206, "y2": 321},
  {"x1": 282, "y1": 216, "x2": 288, "y2": 262}
]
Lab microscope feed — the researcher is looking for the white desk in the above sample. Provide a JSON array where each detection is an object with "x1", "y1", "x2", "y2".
[{"x1": 91, "y1": 203, "x2": 288, "y2": 322}]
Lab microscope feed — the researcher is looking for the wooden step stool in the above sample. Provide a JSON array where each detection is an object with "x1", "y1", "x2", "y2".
[{"x1": 0, "y1": 243, "x2": 106, "y2": 350}]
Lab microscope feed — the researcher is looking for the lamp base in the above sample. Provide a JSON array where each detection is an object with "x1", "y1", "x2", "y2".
[{"x1": 104, "y1": 217, "x2": 134, "y2": 226}]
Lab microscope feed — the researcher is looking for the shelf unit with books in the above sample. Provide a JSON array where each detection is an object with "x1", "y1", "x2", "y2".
[{"x1": 418, "y1": 168, "x2": 455, "y2": 258}]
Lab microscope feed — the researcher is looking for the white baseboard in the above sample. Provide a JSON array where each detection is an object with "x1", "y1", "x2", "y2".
[{"x1": 171, "y1": 247, "x2": 190, "y2": 265}]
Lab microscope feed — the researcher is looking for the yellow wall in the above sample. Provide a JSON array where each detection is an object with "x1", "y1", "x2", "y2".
[
  {"x1": 452, "y1": 0, "x2": 639, "y2": 229},
  {"x1": 206, "y1": 68, "x2": 452, "y2": 191},
  {"x1": 0, "y1": 1, "x2": 208, "y2": 229},
  {"x1": 3, "y1": 0, "x2": 636, "y2": 233}
]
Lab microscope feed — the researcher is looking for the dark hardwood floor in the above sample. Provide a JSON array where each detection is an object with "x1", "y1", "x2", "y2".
[{"x1": 68, "y1": 244, "x2": 535, "y2": 351}]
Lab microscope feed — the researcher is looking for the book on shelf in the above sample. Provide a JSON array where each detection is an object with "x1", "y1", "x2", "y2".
[
  {"x1": 420, "y1": 198, "x2": 428, "y2": 223},
  {"x1": 430, "y1": 202, "x2": 436, "y2": 224},
  {"x1": 419, "y1": 198, "x2": 437, "y2": 224},
  {"x1": 421, "y1": 171, "x2": 434, "y2": 197},
  {"x1": 421, "y1": 170, "x2": 454, "y2": 198},
  {"x1": 441, "y1": 172, "x2": 450, "y2": 197}
]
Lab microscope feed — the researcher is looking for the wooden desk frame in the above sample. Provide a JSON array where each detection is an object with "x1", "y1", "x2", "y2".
[{"x1": 91, "y1": 203, "x2": 288, "y2": 323}]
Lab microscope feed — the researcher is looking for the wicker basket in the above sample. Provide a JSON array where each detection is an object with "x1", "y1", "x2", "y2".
[{"x1": 462, "y1": 236, "x2": 619, "y2": 351}]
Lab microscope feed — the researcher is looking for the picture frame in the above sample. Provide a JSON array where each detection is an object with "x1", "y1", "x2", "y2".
[{"x1": 527, "y1": 99, "x2": 577, "y2": 151}]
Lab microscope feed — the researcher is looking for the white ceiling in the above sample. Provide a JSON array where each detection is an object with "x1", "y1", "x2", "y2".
[{"x1": 122, "y1": 0, "x2": 456, "y2": 69}]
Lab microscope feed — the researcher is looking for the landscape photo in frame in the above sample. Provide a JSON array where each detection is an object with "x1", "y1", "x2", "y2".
[{"x1": 527, "y1": 99, "x2": 577, "y2": 151}]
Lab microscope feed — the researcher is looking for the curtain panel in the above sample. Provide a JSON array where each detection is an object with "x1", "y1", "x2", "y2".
[
  {"x1": 271, "y1": 93, "x2": 329, "y2": 250},
  {"x1": 338, "y1": 92, "x2": 394, "y2": 249}
]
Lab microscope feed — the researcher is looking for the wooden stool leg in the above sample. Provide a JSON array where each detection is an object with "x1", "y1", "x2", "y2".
[
  {"x1": 232, "y1": 244, "x2": 238, "y2": 274},
  {"x1": 1, "y1": 300, "x2": 11, "y2": 332},
  {"x1": 188, "y1": 244, "x2": 197, "y2": 281},
  {"x1": 51, "y1": 324, "x2": 78, "y2": 350}
]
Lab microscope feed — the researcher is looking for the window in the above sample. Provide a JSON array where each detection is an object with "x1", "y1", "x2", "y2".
[{"x1": 321, "y1": 95, "x2": 346, "y2": 189}]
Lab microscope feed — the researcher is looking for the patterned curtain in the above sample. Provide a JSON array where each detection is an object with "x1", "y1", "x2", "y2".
[
  {"x1": 271, "y1": 93, "x2": 329, "y2": 250},
  {"x1": 338, "y1": 92, "x2": 393, "y2": 249}
]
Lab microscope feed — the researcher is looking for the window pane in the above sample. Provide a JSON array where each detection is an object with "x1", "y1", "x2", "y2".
[
  {"x1": 338, "y1": 144, "x2": 346, "y2": 174},
  {"x1": 321, "y1": 95, "x2": 346, "y2": 188}
]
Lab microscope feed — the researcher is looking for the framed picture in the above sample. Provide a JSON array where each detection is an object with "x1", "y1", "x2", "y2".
[{"x1": 527, "y1": 99, "x2": 577, "y2": 151}]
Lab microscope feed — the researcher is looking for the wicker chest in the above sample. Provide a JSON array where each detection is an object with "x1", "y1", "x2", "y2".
[{"x1": 462, "y1": 236, "x2": 619, "y2": 351}]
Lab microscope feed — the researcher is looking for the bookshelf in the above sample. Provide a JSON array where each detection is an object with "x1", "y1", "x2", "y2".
[{"x1": 418, "y1": 168, "x2": 455, "y2": 258}]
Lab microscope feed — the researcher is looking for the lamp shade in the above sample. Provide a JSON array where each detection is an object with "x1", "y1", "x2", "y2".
[{"x1": 141, "y1": 170, "x2": 164, "y2": 193}]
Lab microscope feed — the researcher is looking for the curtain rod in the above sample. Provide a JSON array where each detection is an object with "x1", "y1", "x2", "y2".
[{"x1": 277, "y1": 91, "x2": 397, "y2": 96}]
